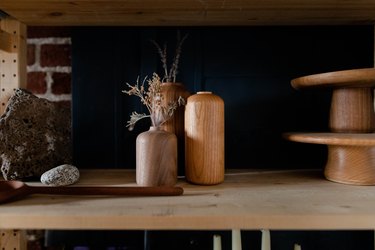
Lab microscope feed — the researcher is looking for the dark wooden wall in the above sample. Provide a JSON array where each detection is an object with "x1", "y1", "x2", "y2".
[{"x1": 72, "y1": 26, "x2": 374, "y2": 171}]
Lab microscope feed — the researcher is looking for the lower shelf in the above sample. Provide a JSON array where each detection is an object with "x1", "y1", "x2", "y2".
[{"x1": 1, "y1": 169, "x2": 375, "y2": 230}]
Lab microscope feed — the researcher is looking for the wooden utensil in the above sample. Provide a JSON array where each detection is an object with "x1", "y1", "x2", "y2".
[{"x1": 0, "y1": 180, "x2": 184, "y2": 204}]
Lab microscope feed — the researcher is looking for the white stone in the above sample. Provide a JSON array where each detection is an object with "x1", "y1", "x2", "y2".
[{"x1": 41, "y1": 164, "x2": 79, "y2": 186}]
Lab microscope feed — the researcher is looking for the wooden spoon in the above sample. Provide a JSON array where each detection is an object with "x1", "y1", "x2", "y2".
[{"x1": 0, "y1": 181, "x2": 184, "y2": 204}]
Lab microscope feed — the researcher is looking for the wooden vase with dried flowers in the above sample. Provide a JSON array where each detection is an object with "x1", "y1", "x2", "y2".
[
  {"x1": 151, "y1": 33, "x2": 191, "y2": 174},
  {"x1": 123, "y1": 73, "x2": 184, "y2": 187}
]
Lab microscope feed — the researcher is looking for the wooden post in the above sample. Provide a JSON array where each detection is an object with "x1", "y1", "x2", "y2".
[
  {"x1": 0, "y1": 17, "x2": 28, "y2": 250},
  {"x1": 0, "y1": 230, "x2": 27, "y2": 250},
  {"x1": 0, "y1": 17, "x2": 27, "y2": 114}
]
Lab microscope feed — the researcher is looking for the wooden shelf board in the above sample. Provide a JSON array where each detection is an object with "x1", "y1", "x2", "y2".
[
  {"x1": 1, "y1": 0, "x2": 375, "y2": 26},
  {"x1": 1, "y1": 169, "x2": 375, "y2": 230},
  {"x1": 291, "y1": 68, "x2": 375, "y2": 89}
]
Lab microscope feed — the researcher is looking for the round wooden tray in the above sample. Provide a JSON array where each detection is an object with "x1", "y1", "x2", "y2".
[
  {"x1": 285, "y1": 132, "x2": 375, "y2": 185},
  {"x1": 291, "y1": 68, "x2": 375, "y2": 89},
  {"x1": 285, "y1": 132, "x2": 375, "y2": 146}
]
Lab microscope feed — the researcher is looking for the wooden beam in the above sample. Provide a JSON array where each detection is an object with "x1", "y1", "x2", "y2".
[
  {"x1": 0, "y1": 0, "x2": 375, "y2": 26},
  {"x1": 0, "y1": 17, "x2": 26, "y2": 114}
]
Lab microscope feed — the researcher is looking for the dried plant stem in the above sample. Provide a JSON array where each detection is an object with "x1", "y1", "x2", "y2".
[
  {"x1": 169, "y1": 33, "x2": 188, "y2": 83},
  {"x1": 150, "y1": 32, "x2": 188, "y2": 83},
  {"x1": 151, "y1": 40, "x2": 170, "y2": 82}
]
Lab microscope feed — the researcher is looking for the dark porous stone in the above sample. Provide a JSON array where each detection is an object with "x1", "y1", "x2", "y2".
[{"x1": 0, "y1": 89, "x2": 72, "y2": 180}]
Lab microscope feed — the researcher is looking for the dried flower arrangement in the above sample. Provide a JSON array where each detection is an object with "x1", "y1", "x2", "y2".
[
  {"x1": 151, "y1": 32, "x2": 188, "y2": 83},
  {"x1": 123, "y1": 73, "x2": 185, "y2": 131}
]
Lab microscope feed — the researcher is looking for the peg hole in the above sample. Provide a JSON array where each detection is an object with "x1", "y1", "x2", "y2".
[
  {"x1": 13, "y1": 45, "x2": 17, "y2": 49},
  {"x1": 13, "y1": 59, "x2": 16, "y2": 63},
  {"x1": 1, "y1": 60, "x2": 4, "y2": 63},
  {"x1": 2, "y1": 88, "x2": 5, "y2": 92},
  {"x1": 13, "y1": 74, "x2": 16, "y2": 77},
  {"x1": 1, "y1": 74, "x2": 5, "y2": 77}
]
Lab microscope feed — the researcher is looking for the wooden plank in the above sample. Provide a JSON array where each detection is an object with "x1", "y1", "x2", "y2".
[
  {"x1": 0, "y1": 17, "x2": 26, "y2": 114},
  {"x1": 1, "y1": 169, "x2": 375, "y2": 230},
  {"x1": 0, "y1": 230, "x2": 27, "y2": 250},
  {"x1": 0, "y1": 29, "x2": 18, "y2": 53},
  {"x1": 0, "y1": 0, "x2": 375, "y2": 26}
]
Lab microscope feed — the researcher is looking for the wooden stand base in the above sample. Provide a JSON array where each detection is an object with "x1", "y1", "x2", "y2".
[
  {"x1": 325, "y1": 145, "x2": 375, "y2": 185},
  {"x1": 285, "y1": 133, "x2": 375, "y2": 185}
]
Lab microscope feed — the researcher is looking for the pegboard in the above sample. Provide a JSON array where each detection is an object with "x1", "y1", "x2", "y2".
[
  {"x1": 0, "y1": 17, "x2": 26, "y2": 114},
  {"x1": 0, "y1": 230, "x2": 26, "y2": 250}
]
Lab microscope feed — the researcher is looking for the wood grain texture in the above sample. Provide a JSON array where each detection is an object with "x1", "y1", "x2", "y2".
[
  {"x1": 185, "y1": 92, "x2": 224, "y2": 185},
  {"x1": 286, "y1": 132, "x2": 375, "y2": 185},
  {"x1": 291, "y1": 68, "x2": 375, "y2": 89},
  {"x1": 325, "y1": 145, "x2": 375, "y2": 185},
  {"x1": 160, "y1": 82, "x2": 190, "y2": 173},
  {"x1": 1, "y1": 1, "x2": 375, "y2": 26},
  {"x1": 329, "y1": 88, "x2": 375, "y2": 133},
  {"x1": 136, "y1": 127, "x2": 177, "y2": 187},
  {"x1": 3, "y1": 169, "x2": 375, "y2": 230}
]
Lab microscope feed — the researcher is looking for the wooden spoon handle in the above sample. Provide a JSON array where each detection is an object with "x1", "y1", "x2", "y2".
[{"x1": 30, "y1": 186, "x2": 184, "y2": 196}]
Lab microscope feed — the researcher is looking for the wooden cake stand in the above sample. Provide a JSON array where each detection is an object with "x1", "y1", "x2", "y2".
[{"x1": 287, "y1": 68, "x2": 375, "y2": 185}]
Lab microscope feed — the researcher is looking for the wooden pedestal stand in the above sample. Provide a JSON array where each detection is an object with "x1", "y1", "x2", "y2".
[{"x1": 286, "y1": 68, "x2": 375, "y2": 185}]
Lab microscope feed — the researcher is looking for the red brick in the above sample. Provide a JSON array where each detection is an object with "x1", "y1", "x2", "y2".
[
  {"x1": 27, "y1": 72, "x2": 47, "y2": 94},
  {"x1": 27, "y1": 26, "x2": 71, "y2": 38},
  {"x1": 52, "y1": 73, "x2": 71, "y2": 94},
  {"x1": 40, "y1": 44, "x2": 71, "y2": 67},
  {"x1": 27, "y1": 44, "x2": 36, "y2": 66},
  {"x1": 56, "y1": 100, "x2": 72, "y2": 108}
]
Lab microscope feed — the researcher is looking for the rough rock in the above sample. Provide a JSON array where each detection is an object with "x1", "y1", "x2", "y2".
[
  {"x1": 41, "y1": 164, "x2": 79, "y2": 186},
  {"x1": 0, "y1": 89, "x2": 72, "y2": 180}
]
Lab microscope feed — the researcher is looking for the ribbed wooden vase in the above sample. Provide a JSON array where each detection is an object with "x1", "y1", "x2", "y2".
[
  {"x1": 136, "y1": 126, "x2": 177, "y2": 187},
  {"x1": 185, "y1": 91, "x2": 225, "y2": 185},
  {"x1": 160, "y1": 82, "x2": 191, "y2": 175}
]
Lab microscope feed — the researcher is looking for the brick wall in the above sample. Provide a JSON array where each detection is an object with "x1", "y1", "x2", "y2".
[{"x1": 27, "y1": 27, "x2": 72, "y2": 105}]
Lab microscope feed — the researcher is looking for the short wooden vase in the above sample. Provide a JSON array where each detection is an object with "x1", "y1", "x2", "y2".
[{"x1": 136, "y1": 126, "x2": 177, "y2": 187}]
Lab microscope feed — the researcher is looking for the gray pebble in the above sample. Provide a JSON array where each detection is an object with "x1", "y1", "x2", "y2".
[{"x1": 41, "y1": 164, "x2": 80, "y2": 186}]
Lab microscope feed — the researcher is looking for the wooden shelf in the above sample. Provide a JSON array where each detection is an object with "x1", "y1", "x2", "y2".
[
  {"x1": 1, "y1": 0, "x2": 375, "y2": 26},
  {"x1": 1, "y1": 169, "x2": 375, "y2": 230}
]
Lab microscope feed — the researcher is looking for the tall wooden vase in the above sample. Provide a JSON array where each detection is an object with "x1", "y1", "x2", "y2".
[
  {"x1": 185, "y1": 91, "x2": 225, "y2": 185},
  {"x1": 161, "y1": 82, "x2": 190, "y2": 175},
  {"x1": 136, "y1": 126, "x2": 177, "y2": 186}
]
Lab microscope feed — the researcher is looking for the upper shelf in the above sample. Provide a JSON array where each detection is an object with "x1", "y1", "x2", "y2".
[{"x1": 1, "y1": 0, "x2": 375, "y2": 26}]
